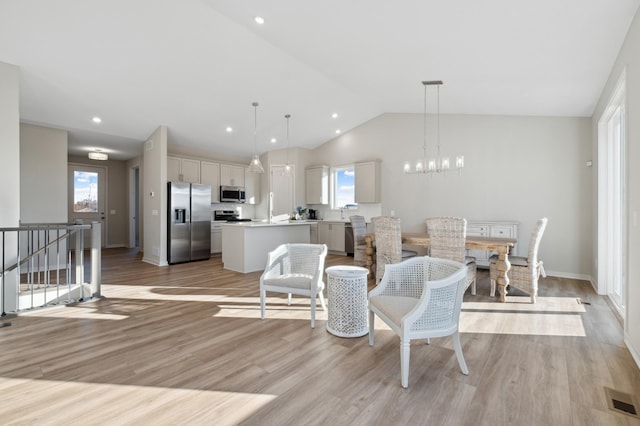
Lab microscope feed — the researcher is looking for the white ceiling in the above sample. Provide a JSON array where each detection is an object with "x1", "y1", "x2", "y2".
[{"x1": 1, "y1": 0, "x2": 638, "y2": 161}]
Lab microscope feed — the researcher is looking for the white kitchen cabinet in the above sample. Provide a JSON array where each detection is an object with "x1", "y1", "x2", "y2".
[
  {"x1": 309, "y1": 222, "x2": 318, "y2": 244},
  {"x1": 244, "y1": 167, "x2": 260, "y2": 205},
  {"x1": 211, "y1": 222, "x2": 222, "y2": 254},
  {"x1": 220, "y1": 164, "x2": 245, "y2": 187},
  {"x1": 354, "y1": 160, "x2": 381, "y2": 203},
  {"x1": 466, "y1": 220, "x2": 519, "y2": 266},
  {"x1": 167, "y1": 156, "x2": 200, "y2": 183},
  {"x1": 201, "y1": 161, "x2": 220, "y2": 202},
  {"x1": 305, "y1": 165, "x2": 329, "y2": 205},
  {"x1": 317, "y1": 221, "x2": 345, "y2": 253}
]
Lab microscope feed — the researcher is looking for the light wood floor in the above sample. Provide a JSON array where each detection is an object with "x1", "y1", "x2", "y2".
[{"x1": 1, "y1": 248, "x2": 639, "y2": 425}]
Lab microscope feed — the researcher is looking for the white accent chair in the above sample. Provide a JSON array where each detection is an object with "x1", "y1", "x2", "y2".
[
  {"x1": 426, "y1": 216, "x2": 477, "y2": 295},
  {"x1": 368, "y1": 256, "x2": 469, "y2": 388},
  {"x1": 372, "y1": 216, "x2": 417, "y2": 283},
  {"x1": 489, "y1": 217, "x2": 548, "y2": 303},
  {"x1": 260, "y1": 243, "x2": 328, "y2": 328}
]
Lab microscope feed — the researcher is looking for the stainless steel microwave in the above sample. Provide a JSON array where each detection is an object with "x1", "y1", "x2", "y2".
[{"x1": 220, "y1": 185, "x2": 246, "y2": 203}]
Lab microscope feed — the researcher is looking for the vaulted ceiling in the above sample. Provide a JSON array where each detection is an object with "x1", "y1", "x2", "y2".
[{"x1": 1, "y1": 0, "x2": 638, "y2": 160}]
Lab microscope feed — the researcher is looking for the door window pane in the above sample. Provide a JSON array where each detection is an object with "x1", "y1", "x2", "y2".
[{"x1": 73, "y1": 171, "x2": 99, "y2": 213}]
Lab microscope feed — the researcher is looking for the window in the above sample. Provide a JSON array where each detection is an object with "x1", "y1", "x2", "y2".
[
  {"x1": 73, "y1": 170, "x2": 99, "y2": 213},
  {"x1": 331, "y1": 165, "x2": 357, "y2": 209}
]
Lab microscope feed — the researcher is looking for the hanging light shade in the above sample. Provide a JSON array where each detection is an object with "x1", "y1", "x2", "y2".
[
  {"x1": 283, "y1": 114, "x2": 292, "y2": 176},
  {"x1": 247, "y1": 101, "x2": 265, "y2": 173},
  {"x1": 404, "y1": 80, "x2": 464, "y2": 176}
]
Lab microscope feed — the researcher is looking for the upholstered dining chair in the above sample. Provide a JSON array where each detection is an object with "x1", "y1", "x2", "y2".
[
  {"x1": 350, "y1": 215, "x2": 368, "y2": 267},
  {"x1": 368, "y1": 256, "x2": 469, "y2": 388},
  {"x1": 372, "y1": 216, "x2": 417, "y2": 283},
  {"x1": 425, "y1": 217, "x2": 477, "y2": 295},
  {"x1": 489, "y1": 217, "x2": 548, "y2": 303},
  {"x1": 260, "y1": 243, "x2": 328, "y2": 328}
]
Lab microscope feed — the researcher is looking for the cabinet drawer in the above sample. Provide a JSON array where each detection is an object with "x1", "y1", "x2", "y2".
[
  {"x1": 490, "y1": 226, "x2": 515, "y2": 238},
  {"x1": 467, "y1": 225, "x2": 488, "y2": 236}
]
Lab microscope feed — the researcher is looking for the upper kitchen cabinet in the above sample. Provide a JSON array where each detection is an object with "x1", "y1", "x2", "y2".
[
  {"x1": 354, "y1": 160, "x2": 381, "y2": 203},
  {"x1": 200, "y1": 161, "x2": 220, "y2": 202},
  {"x1": 244, "y1": 167, "x2": 260, "y2": 205},
  {"x1": 220, "y1": 164, "x2": 245, "y2": 187},
  {"x1": 168, "y1": 156, "x2": 200, "y2": 183},
  {"x1": 306, "y1": 165, "x2": 329, "y2": 205}
]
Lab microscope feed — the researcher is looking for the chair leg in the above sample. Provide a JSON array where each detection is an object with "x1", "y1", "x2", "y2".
[
  {"x1": 452, "y1": 331, "x2": 469, "y2": 375},
  {"x1": 368, "y1": 310, "x2": 375, "y2": 346},
  {"x1": 490, "y1": 279, "x2": 496, "y2": 297},
  {"x1": 260, "y1": 289, "x2": 266, "y2": 320},
  {"x1": 287, "y1": 293, "x2": 292, "y2": 305},
  {"x1": 310, "y1": 295, "x2": 316, "y2": 329},
  {"x1": 401, "y1": 339, "x2": 410, "y2": 388},
  {"x1": 471, "y1": 277, "x2": 477, "y2": 296},
  {"x1": 318, "y1": 290, "x2": 327, "y2": 311}
]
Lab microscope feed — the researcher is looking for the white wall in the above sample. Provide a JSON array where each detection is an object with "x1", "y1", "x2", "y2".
[
  {"x1": 311, "y1": 113, "x2": 593, "y2": 278},
  {"x1": 592, "y1": 9, "x2": 640, "y2": 367},
  {"x1": 0, "y1": 61, "x2": 20, "y2": 312},
  {"x1": 142, "y1": 126, "x2": 168, "y2": 266},
  {"x1": 20, "y1": 124, "x2": 68, "y2": 223},
  {"x1": 0, "y1": 61, "x2": 19, "y2": 228}
]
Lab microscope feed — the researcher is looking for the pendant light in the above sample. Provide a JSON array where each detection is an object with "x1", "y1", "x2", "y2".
[
  {"x1": 404, "y1": 80, "x2": 464, "y2": 175},
  {"x1": 283, "y1": 114, "x2": 292, "y2": 176},
  {"x1": 247, "y1": 101, "x2": 265, "y2": 173}
]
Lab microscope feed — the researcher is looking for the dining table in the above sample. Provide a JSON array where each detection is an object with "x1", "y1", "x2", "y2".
[{"x1": 364, "y1": 232, "x2": 517, "y2": 302}]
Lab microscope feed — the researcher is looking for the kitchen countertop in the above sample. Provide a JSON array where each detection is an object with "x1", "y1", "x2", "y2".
[{"x1": 220, "y1": 221, "x2": 312, "y2": 228}]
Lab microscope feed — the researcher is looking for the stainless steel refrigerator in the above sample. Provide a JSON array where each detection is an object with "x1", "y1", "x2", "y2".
[{"x1": 168, "y1": 182, "x2": 212, "y2": 264}]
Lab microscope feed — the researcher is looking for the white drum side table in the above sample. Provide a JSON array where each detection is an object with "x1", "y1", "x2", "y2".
[{"x1": 325, "y1": 265, "x2": 369, "y2": 338}]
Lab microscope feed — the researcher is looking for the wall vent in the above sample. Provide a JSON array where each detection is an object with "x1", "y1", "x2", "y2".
[{"x1": 605, "y1": 387, "x2": 639, "y2": 419}]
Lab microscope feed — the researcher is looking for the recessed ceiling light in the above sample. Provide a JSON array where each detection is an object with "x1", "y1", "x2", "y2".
[
  {"x1": 255, "y1": 16, "x2": 265, "y2": 24},
  {"x1": 335, "y1": 129, "x2": 341, "y2": 134},
  {"x1": 92, "y1": 116, "x2": 102, "y2": 124},
  {"x1": 226, "y1": 127, "x2": 233, "y2": 133},
  {"x1": 271, "y1": 138, "x2": 277, "y2": 143},
  {"x1": 331, "y1": 113, "x2": 338, "y2": 119}
]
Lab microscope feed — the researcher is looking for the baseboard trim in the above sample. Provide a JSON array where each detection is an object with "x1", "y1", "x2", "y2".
[
  {"x1": 142, "y1": 256, "x2": 168, "y2": 267},
  {"x1": 624, "y1": 332, "x2": 640, "y2": 371},
  {"x1": 544, "y1": 270, "x2": 592, "y2": 282}
]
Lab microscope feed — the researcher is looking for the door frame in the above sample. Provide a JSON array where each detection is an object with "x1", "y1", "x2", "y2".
[{"x1": 68, "y1": 162, "x2": 108, "y2": 248}]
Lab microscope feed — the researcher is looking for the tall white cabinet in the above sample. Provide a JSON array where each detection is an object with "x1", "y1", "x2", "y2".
[
  {"x1": 306, "y1": 165, "x2": 329, "y2": 205},
  {"x1": 354, "y1": 160, "x2": 381, "y2": 203}
]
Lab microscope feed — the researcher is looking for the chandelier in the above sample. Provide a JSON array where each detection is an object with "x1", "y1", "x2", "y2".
[
  {"x1": 404, "y1": 80, "x2": 464, "y2": 175},
  {"x1": 247, "y1": 101, "x2": 265, "y2": 173}
]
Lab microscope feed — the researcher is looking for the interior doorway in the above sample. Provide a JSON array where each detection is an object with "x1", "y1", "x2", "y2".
[
  {"x1": 129, "y1": 166, "x2": 140, "y2": 248},
  {"x1": 597, "y1": 69, "x2": 626, "y2": 316}
]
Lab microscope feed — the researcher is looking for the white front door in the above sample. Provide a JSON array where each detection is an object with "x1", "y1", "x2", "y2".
[{"x1": 68, "y1": 164, "x2": 106, "y2": 248}]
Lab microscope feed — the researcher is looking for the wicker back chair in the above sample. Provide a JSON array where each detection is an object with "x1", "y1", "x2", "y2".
[
  {"x1": 350, "y1": 215, "x2": 368, "y2": 267},
  {"x1": 368, "y1": 256, "x2": 469, "y2": 388},
  {"x1": 425, "y1": 217, "x2": 477, "y2": 295},
  {"x1": 260, "y1": 243, "x2": 328, "y2": 328},
  {"x1": 372, "y1": 216, "x2": 417, "y2": 283},
  {"x1": 489, "y1": 218, "x2": 547, "y2": 303}
]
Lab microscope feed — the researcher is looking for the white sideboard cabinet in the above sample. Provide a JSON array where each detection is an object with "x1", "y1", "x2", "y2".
[{"x1": 466, "y1": 220, "x2": 519, "y2": 266}]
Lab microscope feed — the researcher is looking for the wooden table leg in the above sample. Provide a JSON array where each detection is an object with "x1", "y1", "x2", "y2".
[
  {"x1": 364, "y1": 235, "x2": 375, "y2": 277},
  {"x1": 495, "y1": 245, "x2": 511, "y2": 302}
]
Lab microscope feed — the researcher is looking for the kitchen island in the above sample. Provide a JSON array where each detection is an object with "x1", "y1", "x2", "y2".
[{"x1": 221, "y1": 221, "x2": 311, "y2": 273}]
